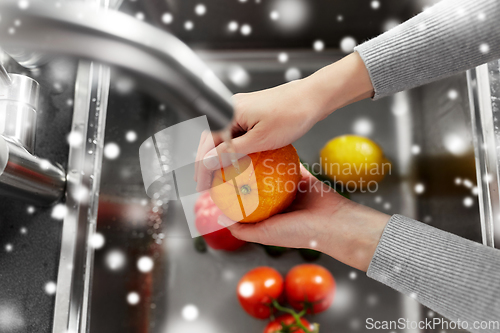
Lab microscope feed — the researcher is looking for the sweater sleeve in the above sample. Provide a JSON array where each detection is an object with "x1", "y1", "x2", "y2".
[
  {"x1": 368, "y1": 215, "x2": 500, "y2": 333},
  {"x1": 354, "y1": 0, "x2": 500, "y2": 100}
]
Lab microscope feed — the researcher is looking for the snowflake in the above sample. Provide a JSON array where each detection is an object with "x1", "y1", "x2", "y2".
[
  {"x1": 463, "y1": 196, "x2": 474, "y2": 207},
  {"x1": 228, "y1": 21, "x2": 238, "y2": 32},
  {"x1": 135, "y1": 12, "x2": 145, "y2": 20},
  {"x1": 239, "y1": 282, "x2": 254, "y2": 298},
  {"x1": 127, "y1": 292, "x2": 140, "y2": 305},
  {"x1": 479, "y1": 43, "x2": 490, "y2": 54},
  {"x1": 447, "y1": 89, "x2": 459, "y2": 100},
  {"x1": 71, "y1": 185, "x2": 89, "y2": 203},
  {"x1": 340, "y1": 36, "x2": 356, "y2": 53},
  {"x1": 44, "y1": 281, "x2": 57, "y2": 295},
  {"x1": 353, "y1": 118, "x2": 373, "y2": 136},
  {"x1": 240, "y1": 24, "x2": 252, "y2": 36},
  {"x1": 285, "y1": 68, "x2": 301, "y2": 82},
  {"x1": 270, "y1": 11, "x2": 279, "y2": 21},
  {"x1": 162, "y1": 13, "x2": 173, "y2": 24},
  {"x1": 414, "y1": 183, "x2": 425, "y2": 194},
  {"x1": 51, "y1": 204, "x2": 67, "y2": 220},
  {"x1": 195, "y1": 4, "x2": 206, "y2": 16},
  {"x1": 313, "y1": 40, "x2": 324, "y2": 52},
  {"x1": 89, "y1": 233, "x2": 105, "y2": 249},
  {"x1": 228, "y1": 66, "x2": 250, "y2": 87},
  {"x1": 104, "y1": 142, "x2": 120, "y2": 160},
  {"x1": 105, "y1": 250, "x2": 126, "y2": 271},
  {"x1": 18, "y1": 0, "x2": 29, "y2": 10},
  {"x1": 182, "y1": 304, "x2": 199, "y2": 321},
  {"x1": 67, "y1": 131, "x2": 83, "y2": 147},
  {"x1": 184, "y1": 21, "x2": 194, "y2": 30},
  {"x1": 463, "y1": 179, "x2": 473, "y2": 188},
  {"x1": 137, "y1": 256, "x2": 154, "y2": 273},
  {"x1": 125, "y1": 131, "x2": 137, "y2": 143},
  {"x1": 278, "y1": 52, "x2": 288, "y2": 63}
]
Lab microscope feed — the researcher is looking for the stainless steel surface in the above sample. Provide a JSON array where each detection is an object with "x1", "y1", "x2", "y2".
[
  {"x1": 0, "y1": 135, "x2": 65, "y2": 205},
  {"x1": 0, "y1": 64, "x2": 12, "y2": 85},
  {"x1": 467, "y1": 61, "x2": 500, "y2": 248},
  {"x1": 81, "y1": 50, "x2": 481, "y2": 333},
  {"x1": 0, "y1": 74, "x2": 40, "y2": 153},
  {"x1": 0, "y1": 1, "x2": 490, "y2": 332},
  {"x1": 2, "y1": 47, "x2": 49, "y2": 69},
  {"x1": 0, "y1": 72, "x2": 65, "y2": 206},
  {"x1": 0, "y1": 56, "x2": 77, "y2": 333},
  {"x1": 1, "y1": 0, "x2": 123, "y2": 68},
  {"x1": 53, "y1": 61, "x2": 109, "y2": 333},
  {"x1": 0, "y1": 0, "x2": 233, "y2": 130}
]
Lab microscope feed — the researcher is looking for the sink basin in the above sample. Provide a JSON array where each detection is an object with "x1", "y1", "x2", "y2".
[
  {"x1": 86, "y1": 50, "x2": 482, "y2": 332},
  {"x1": 0, "y1": 2, "x2": 498, "y2": 332}
]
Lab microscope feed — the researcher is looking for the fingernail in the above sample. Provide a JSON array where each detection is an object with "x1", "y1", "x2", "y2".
[{"x1": 203, "y1": 153, "x2": 220, "y2": 169}]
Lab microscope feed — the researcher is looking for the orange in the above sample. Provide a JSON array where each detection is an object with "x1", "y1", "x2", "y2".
[{"x1": 210, "y1": 144, "x2": 301, "y2": 223}]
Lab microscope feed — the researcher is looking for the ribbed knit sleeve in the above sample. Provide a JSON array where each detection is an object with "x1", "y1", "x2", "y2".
[
  {"x1": 368, "y1": 215, "x2": 500, "y2": 333},
  {"x1": 354, "y1": 0, "x2": 500, "y2": 100}
]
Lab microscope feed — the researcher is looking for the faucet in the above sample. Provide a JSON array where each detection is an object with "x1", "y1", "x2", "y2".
[
  {"x1": 0, "y1": 0, "x2": 235, "y2": 206},
  {"x1": 0, "y1": 3, "x2": 235, "y2": 332},
  {"x1": 0, "y1": 67, "x2": 66, "y2": 205},
  {"x1": 0, "y1": 0, "x2": 234, "y2": 130}
]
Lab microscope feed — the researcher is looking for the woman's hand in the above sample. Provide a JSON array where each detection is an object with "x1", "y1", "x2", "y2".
[
  {"x1": 193, "y1": 79, "x2": 322, "y2": 191},
  {"x1": 203, "y1": 52, "x2": 373, "y2": 164},
  {"x1": 195, "y1": 52, "x2": 374, "y2": 190},
  {"x1": 219, "y1": 166, "x2": 390, "y2": 272},
  {"x1": 197, "y1": 78, "x2": 328, "y2": 174}
]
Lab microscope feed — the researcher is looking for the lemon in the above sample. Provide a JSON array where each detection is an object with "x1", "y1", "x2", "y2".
[{"x1": 320, "y1": 135, "x2": 390, "y2": 190}]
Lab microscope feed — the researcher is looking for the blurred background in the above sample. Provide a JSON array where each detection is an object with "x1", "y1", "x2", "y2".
[{"x1": 0, "y1": 0, "x2": 492, "y2": 332}]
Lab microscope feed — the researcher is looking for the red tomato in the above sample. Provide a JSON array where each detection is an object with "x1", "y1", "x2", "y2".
[
  {"x1": 195, "y1": 192, "x2": 246, "y2": 251},
  {"x1": 194, "y1": 192, "x2": 213, "y2": 214},
  {"x1": 285, "y1": 264, "x2": 336, "y2": 314},
  {"x1": 264, "y1": 314, "x2": 312, "y2": 333},
  {"x1": 237, "y1": 267, "x2": 284, "y2": 319}
]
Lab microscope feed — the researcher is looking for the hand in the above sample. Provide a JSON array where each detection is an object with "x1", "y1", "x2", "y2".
[
  {"x1": 195, "y1": 52, "x2": 374, "y2": 191},
  {"x1": 194, "y1": 78, "x2": 326, "y2": 191},
  {"x1": 218, "y1": 166, "x2": 390, "y2": 272}
]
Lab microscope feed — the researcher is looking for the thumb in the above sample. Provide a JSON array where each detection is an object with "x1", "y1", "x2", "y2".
[
  {"x1": 203, "y1": 130, "x2": 265, "y2": 170},
  {"x1": 218, "y1": 213, "x2": 291, "y2": 246},
  {"x1": 218, "y1": 215, "x2": 266, "y2": 243}
]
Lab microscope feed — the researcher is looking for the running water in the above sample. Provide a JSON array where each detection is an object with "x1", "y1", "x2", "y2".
[{"x1": 220, "y1": 129, "x2": 240, "y2": 173}]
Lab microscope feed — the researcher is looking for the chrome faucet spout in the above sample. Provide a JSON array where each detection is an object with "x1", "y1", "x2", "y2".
[
  {"x1": 0, "y1": 72, "x2": 65, "y2": 205},
  {"x1": 0, "y1": 136, "x2": 66, "y2": 205},
  {"x1": 0, "y1": 0, "x2": 234, "y2": 130}
]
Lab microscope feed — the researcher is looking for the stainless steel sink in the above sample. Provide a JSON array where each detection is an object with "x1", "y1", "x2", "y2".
[
  {"x1": 86, "y1": 50, "x2": 486, "y2": 333},
  {"x1": 0, "y1": 1, "x2": 498, "y2": 333}
]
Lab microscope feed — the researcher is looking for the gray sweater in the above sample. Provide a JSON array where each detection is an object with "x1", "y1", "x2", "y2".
[{"x1": 354, "y1": 0, "x2": 500, "y2": 331}]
